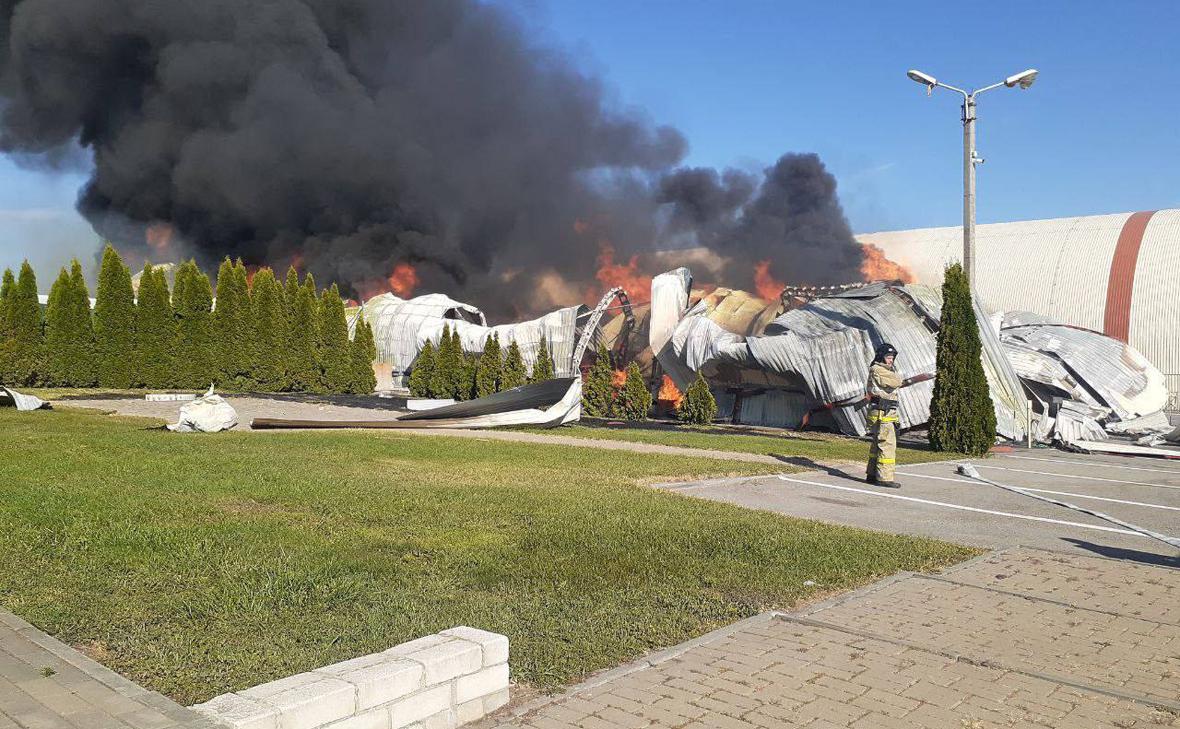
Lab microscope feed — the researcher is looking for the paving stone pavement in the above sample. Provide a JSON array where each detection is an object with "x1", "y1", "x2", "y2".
[
  {"x1": 476, "y1": 548, "x2": 1180, "y2": 729},
  {"x1": 0, "y1": 609, "x2": 222, "y2": 729}
]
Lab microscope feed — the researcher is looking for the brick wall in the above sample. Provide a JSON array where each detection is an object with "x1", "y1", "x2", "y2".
[{"x1": 192, "y1": 627, "x2": 509, "y2": 729}]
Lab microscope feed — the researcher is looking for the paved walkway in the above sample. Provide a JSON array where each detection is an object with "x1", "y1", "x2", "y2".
[
  {"x1": 477, "y1": 548, "x2": 1180, "y2": 728},
  {"x1": 0, "y1": 609, "x2": 220, "y2": 729},
  {"x1": 660, "y1": 448, "x2": 1180, "y2": 562}
]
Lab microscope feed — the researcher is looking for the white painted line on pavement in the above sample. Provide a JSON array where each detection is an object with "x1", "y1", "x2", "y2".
[
  {"x1": 973, "y1": 464, "x2": 1180, "y2": 491},
  {"x1": 1006, "y1": 454, "x2": 1180, "y2": 476},
  {"x1": 894, "y1": 471, "x2": 1180, "y2": 512},
  {"x1": 774, "y1": 475, "x2": 1140, "y2": 537}
]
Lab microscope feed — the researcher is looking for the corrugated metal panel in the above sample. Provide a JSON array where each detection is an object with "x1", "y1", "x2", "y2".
[{"x1": 1130, "y1": 210, "x2": 1180, "y2": 401}]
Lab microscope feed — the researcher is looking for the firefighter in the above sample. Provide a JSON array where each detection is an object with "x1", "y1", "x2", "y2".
[{"x1": 866, "y1": 343, "x2": 902, "y2": 487}]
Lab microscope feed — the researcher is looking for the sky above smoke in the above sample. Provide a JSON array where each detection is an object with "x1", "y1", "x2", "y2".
[{"x1": 0, "y1": 0, "x2": 864, "y2": 319}]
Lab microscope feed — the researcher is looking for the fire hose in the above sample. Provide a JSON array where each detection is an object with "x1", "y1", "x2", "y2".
[
  {"x1": 798, "y1": 372, "x2": 934, "y2": 429},
  {"x1": 956, "y1": 463, "x2": 1180, "y2": 551}
]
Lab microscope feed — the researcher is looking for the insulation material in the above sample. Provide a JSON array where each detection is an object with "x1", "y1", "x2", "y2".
[
  {"x1": 167, "y1": 386, "x2": 238, "y2": 433},
  {"x1": 0, "y1": 386, "x2": 49, "y2": 411}
]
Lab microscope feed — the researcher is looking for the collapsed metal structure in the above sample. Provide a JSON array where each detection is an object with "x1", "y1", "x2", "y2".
[
  {"x1": 648, "y1": 267, "x2": 1172, "y2": 446},
  {"x1": 343, "y1": 265, "x2": 1173, "y2": 446}
]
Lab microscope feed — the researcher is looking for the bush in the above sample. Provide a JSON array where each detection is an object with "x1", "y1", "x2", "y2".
[
  {"x1": 0, "y1": 261, "x2": 43, "y2": 385},
  {"x1": 475, "y1": 333, "x2": 502, "y2": 398},
  {"x1": 582, "y1": 343, "x2": 615, "y2": 417},
  {"x1": 530, "y1": 336, "x2": 555, "y2": 382},
  {"x1": 0, "y1": 268, "x2": 13, "y2": 328},
  {"x1": 928, "y1": 263, "x2": 997, "y2": 455},
  {"x1": 677, "y1": 374, "x2": 718, "y2": 425},
  {"x1": 132, "y1": 263, "x2": 176, "y2": 388},
  {"x1": 250, "y1": 268, "x2": 287, "y2": 391},
  {"x1": 349, "y1": 313, "x2": 377, "y2": 394},
  {"x1": 44, "y1": 261, "x2": 94, "y2": 386},
  {"x1": 93, "y1": 245, "x2": 135, "y2": 388},
  {"x1": 501, "y1": 339, "x2": 527, "y2": 390},
  {"x1": 408, "y1": 339, "x2": 436, "y2": 397},
  {"x1": 612, "y1": 362, "x2": 652, "y2": 421},
  {"x1": 172, "y1": 260, "x2": 216, "y2": 390}
]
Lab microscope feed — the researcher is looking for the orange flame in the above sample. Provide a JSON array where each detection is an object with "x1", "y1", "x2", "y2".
[
  {"x1": 244, "y1": 265, "x2": 261, "y2": 287},
  {"x1": 611, "y1": 369, "x2": 627, "y2": 388},
  {"x1": 860, "y1": 243, "x2": 914, "y2": 283},
  {"x1": 388, "y1": 262, "x2": 419, "y2": 297},
  {"x1": 753, "y1": 260, "x2": 786, "y2": 301},
  {"x1": 289, "y1": 252, "x2": 304, "y2": 272},
  {"x1": 594, "y1": 241, "x2": 652, "y2": 304},
  {"x1": 145, "y1": 223, "x2": 174, "y2": 256},
  {"x1": 657, "y1": 375, "x2": 684, "y2": 410}
]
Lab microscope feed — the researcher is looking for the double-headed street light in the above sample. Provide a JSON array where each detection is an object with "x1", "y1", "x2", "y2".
[{"x1": 907, "y1": 68, "x2": 1038, "y2": 289}]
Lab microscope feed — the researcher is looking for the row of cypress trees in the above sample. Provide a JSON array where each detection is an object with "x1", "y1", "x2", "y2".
[
  {"x1": 0, "y1": 245, "x2": 377, "y2": 394},
  {"x1": 407, "y1": 324, "x2": 549, "y2": 400}
]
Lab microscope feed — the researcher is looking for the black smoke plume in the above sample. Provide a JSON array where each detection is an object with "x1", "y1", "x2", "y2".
[{"x1": 0, "y1": 0, "x2": 864, "y2": 319}]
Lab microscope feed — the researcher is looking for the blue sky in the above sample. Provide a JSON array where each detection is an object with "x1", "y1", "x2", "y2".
[{"x1": 3, "y1": 0, "x2": 1178, "y2": 279}]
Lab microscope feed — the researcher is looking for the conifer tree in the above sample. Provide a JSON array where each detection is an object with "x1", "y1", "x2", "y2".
[
  {"x1": 430, "y1": 325, "x2": 458, "y2": 399},
  {"x1": 458, "y1": 352, "x2": 478, "y2": 401},
  {"x1": 530, "y1": 336, "x2": 555, "y2": 382},
  {"x1": 172, "y1": 261, "x2": 216, "y2": 390},
  {"x1": 68, "y1": 261, "x2": 96, "y2": 385},
  {"x1": 213, "y1": 258, "x2": 253, "y2": 389},
  {"x1": 582, "y1": 343, "x2": 615, "y2": 417},
  {"x1": 250, "y1": 268, "x2": 287, "y2": 391},
  {"x1": 93, "y1": 245, "x2": 136, "y2": 387},
  {"x1": 476, "y1": 333, "x2": 503, "y2": 398},
  {"x1": 612, "y1": 362, "x2": 652, "y2": 421},
  {"x1": 929, "y1": 263, "x2": 997, "y2": 455},
  {"x1": 318, "y1": 284, "x2": 353, "y2": 393},
  {"x1": 132, "y1": 264, "x2": 176, "y2": 388},
  {"x1": 0, "y1": 261, "x2": 44, "y2": 385},
  {"x1": 282, "y1": 266, "x2": 302, "y2": 388},
  {"x1": 286, "y1": 274, "x2": 321, "y2": 392},
  {"x1": 235, "y1": 260, "x2": 258, "y2": 387},
  {"x1": 408, "y1": 339, "x2": 436, "y2": 397},
  {"x1": 44, "y1": 267, "x2": 76, "y2": 386},
  {"x1": 349, "y1": 313, "x2": 377, "y2": 394},
  {"x1": 501, "y1": 338, "x2": 527, "y2": 390},
  {"x1": 0, "y1": 268, "x2": 13, "y2": 331},
  {"x1": 677, "y1": 373, "x2": 718, "y2": 425}
]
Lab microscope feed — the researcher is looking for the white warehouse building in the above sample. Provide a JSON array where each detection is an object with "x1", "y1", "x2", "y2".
[{"x1": 857, "y1": 209, "x2": 1180, "y2": 411}]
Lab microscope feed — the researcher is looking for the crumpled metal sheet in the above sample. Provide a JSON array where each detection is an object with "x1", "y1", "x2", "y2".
[
  {"x1": 999, "y1": 315, "x2": 1168, "y2": 421},
  {"x1": 649, "y1": 270, "x2": 1028, "y2": 440}
]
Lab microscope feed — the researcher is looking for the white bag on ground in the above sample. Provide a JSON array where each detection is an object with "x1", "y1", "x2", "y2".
[{"x1": 167, "y1": 385, "x2": 238, "y2": 432}]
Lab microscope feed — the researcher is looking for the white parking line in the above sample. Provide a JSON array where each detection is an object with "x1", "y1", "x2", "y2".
[
  {"x1": 1005, "y1": 454, "x2": 1180, "y2": 476},
  {"x1": 973, "y1": 464, "x2": 1180, "y2": 490},
  {"x1": 775, "y1": 475, "x2": 1139, "y2": 537},
  {"x1": 894, "y1": 471, "x2": 1180, "y2": 512}
]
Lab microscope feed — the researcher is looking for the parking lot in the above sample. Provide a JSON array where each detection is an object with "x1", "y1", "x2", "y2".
[{"x1": 661, "y1": 448, "x2": 1180, "y2": 564}]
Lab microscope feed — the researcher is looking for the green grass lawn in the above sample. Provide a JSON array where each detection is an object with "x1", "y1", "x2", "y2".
[
  {"x1": 0, "y1": 407, "x2": 975, "y2": 704},
  {"x1": 536, "y1": 422, "x2": 957, "y2": 465}
]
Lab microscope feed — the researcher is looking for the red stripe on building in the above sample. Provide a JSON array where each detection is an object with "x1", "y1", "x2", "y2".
[{"x1": 1103, "y1": 211, "x2": 1156, "y2": 342}]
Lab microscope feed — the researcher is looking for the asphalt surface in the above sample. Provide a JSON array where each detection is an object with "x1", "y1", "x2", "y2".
[{"x1": 659, "y1": 448, "x2": 1180, "y2": 565}]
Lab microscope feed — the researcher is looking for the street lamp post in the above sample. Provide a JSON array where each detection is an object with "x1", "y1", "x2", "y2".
[{"x1": 906, "y1": 68, "x2": 1038, "y2": 289}]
